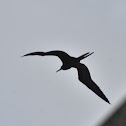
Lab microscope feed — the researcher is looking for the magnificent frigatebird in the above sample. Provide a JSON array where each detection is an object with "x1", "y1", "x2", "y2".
[{"x1": 22, "y1": 50, "x2": 110, "y2": 104}]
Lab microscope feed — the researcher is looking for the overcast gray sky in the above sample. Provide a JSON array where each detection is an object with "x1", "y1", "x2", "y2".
[{"x1": 0, "y1": 0, "x2": 126, "y2": 126}]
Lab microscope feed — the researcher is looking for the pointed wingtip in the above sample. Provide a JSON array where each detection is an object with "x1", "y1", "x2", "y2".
[
  {"x1": 21, "y1": 54, "x2": 28, "y2": 57},
  {"x1": 21, "y1": 52, "x2": 37, "y2": 57},
  {"x1": 107, "y1": 100, "x2": 111, "y2": 105},
  {"x1": 104, "y1": 97, "x2": 111, "y2": 104}
]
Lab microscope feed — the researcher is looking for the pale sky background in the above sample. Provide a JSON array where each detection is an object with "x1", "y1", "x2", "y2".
[{"x1": 0, "y1": 0, "x2": 126, "y2": 126}]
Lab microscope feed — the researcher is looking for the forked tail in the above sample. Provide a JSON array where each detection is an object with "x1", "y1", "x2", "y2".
[{"x1": 77, "y1": 52, "x2": 94, "y2": 61}]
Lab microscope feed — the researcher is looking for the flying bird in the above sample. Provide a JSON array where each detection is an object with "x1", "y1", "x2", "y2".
[{"x1": 22, "y1": 50, "x2": 110, "y2": 104}]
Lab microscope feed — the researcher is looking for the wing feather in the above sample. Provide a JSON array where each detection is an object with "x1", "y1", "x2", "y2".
[
  {"x1": 76, "y1": 63, "x2": 110, "y2": 104},
  {"x1": 22, "y1": 50, "x2": 71, "y2": 64}
]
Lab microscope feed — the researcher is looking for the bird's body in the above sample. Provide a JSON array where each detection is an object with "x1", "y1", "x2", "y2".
[{"x1": 22, "y1": 50, "x2": 110, "y2": 104}]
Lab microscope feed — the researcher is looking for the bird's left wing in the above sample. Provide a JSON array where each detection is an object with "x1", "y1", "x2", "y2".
[
  {"x1": 22, "y1": 50, "x2": 71, "y2": 64},
  {"x1": 22, "y1": 52, "x2": 45, "y2": 57},
  {"x1": 76, "y1": 63, "x2": 110, "y2": 104}
]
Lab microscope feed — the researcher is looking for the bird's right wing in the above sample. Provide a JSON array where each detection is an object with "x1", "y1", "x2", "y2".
[
  {"x1": 22, "y1": 50, "x2": 71, "y2": 64},
  {"x1": 76, "y1": 63, "x2": 110, "y2": 104}
]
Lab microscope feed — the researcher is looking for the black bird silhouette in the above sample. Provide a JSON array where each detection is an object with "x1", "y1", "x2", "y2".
[{"x1": 22, "y1": 50, "x2": 110, "y2": 104}]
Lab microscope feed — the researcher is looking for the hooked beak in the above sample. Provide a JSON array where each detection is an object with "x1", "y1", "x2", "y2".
[{"x1": 56, "y1": 68, "x2": 62, "y2": 72}]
